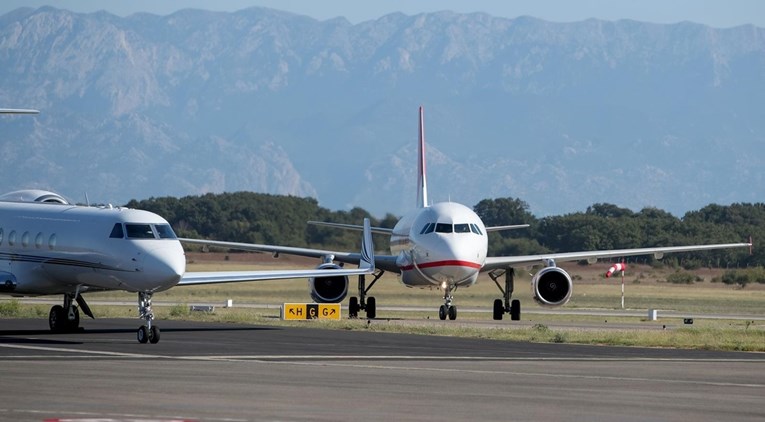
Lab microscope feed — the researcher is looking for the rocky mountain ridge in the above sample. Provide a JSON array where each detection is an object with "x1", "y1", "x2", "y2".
[{"x1": 0, "y1": 6, "x2": 763, "y2": 216}]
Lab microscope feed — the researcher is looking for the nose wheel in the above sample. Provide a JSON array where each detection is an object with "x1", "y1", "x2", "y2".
[
  {"x1": 439, "y1": 284, "x2": 457, "y2": 320},
  {"x1": 137, "y1": 291, "x2": 161, "y2": 344}
]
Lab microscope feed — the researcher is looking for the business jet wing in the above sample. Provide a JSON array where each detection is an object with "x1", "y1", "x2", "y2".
[
  {"x1": 178, "y1": 218, "x2": 377, "y2": 285},
  {"x1": 482, "y1": 240, "x2": 752, "y2": 271}
]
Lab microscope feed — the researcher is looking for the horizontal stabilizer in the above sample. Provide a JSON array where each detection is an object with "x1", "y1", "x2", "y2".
[
  {"x1": 308, "y1": 220, "x2": 393, "y2": 235},
  {"x1": 485, "y1": 224, "x2": 530, "y2": 232}
]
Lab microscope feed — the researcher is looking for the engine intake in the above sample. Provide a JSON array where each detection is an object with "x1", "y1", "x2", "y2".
[
  {"x1": 531, "y1": 266, "x2": 573, "y2": 307},
  {"x1": 309, "y1": 263, "x2": 349, "y2": 303}
]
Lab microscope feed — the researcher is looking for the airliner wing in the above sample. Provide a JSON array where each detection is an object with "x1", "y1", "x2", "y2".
[
  {"x1": 482, "y1": 241, "x2": 752, "y2": 271},
  {"x1": 177, "y1": 218, "x2": 378, "y2": 286}
]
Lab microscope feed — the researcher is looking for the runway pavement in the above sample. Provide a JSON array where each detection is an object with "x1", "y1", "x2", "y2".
[{"x1": 0, "y1": 318, "x2": 763, "y2": 422}]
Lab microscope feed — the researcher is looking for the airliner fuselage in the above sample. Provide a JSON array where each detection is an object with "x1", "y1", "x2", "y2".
[{"x1": 391, "y1": 202, "x2": 487, "y2": 288}]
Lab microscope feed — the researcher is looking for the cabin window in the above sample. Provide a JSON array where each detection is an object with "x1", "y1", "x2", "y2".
[
  {"x1": 0, "y1": 228, "x2": 3, "y2": 244},
  {"x1": 21, "y1": 232, "x2": 29, "y2": 247},
  {"x1": 35, "y1": 233, "x2": 43, "y2": 248},
  {"x1": 154, "y1": 224, "x2": 177, "y2": 239},
  {"x1": 8, "y1": 231, "x2": 16, "y2": 246},
  {"x1": 435, "y1": 223, "x2": 453, "y2": 233},
  {"x1": 125, "y1": 224, "x2": 156, "y2": 239},
  {"x1": 48, "y1": 234, "x2": 57, "y2": 249},
  {"x1": 454, "y1": 224, "x2": 471, "y2": 233},
  {"x1": 109, "y1": 223, "x2": 124, "y2": 239}
]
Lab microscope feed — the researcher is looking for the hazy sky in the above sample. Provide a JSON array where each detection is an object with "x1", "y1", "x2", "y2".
[{"x1": 1, "y1": 0, "x2": 763, "y2": 28}]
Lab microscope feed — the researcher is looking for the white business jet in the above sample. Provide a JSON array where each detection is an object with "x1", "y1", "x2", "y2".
[
  {"x1": 0, "y1": 190, "x2": 375, "y2": 343},
  {"x1": 0, "y1": 108, "x2": 375, "y2": 343},
  {"x1": 182, "y1": 107, "x2": 752, "y2": 321}
]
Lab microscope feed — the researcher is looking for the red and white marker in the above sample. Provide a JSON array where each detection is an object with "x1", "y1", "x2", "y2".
[{"x1": 605, "y1": 263, "x2": 627, "y2": 278}]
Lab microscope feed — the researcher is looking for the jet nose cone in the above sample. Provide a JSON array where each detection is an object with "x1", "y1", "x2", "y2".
[{"x1": 145, "y1": 244, "x2": 186, "y2": 287}]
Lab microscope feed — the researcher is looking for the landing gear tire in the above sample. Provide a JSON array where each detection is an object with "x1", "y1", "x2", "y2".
[
  {"x1": 366, "y1": 297, "x2": 376, "y2": 319},
  {"x1": 510, "y1": 299, "x2": 521, "y2": 321},
  {"x1": 137, "y1": 325, "x2": 149, "y2": 344},
  {"x1": 348, "y1": 297, "x2": 359, "y2": 318},
  {"x1": 49, "y1": 305, "x2": 66, "y2": 332},
  {"x1": 448, "y1": 305, "x2": 457, "y2": 320},
  {"x1": 493, "y1": 299, "x2": 504, "y2": 320},
  {"x1": 149, "y1": 325, "x2": 161, "y2": 344},
  {"x1": 439, "y1": 305, "x2": 447, "y2": 320}
]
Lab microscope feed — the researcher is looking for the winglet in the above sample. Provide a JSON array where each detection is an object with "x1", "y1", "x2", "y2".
[
  {"x1": 417, "y1": 106, "x2": 429, "y2": 209},
  {"x1": 358, "y1": 218, "x2": 375, "y2": 271}
]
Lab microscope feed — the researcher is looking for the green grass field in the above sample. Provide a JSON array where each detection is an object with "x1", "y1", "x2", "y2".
[{"x1": 2, "y1": 255, "x2": 763, "y2": 351}]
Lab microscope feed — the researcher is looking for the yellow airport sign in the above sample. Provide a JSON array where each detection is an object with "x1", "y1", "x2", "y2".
[{"x1": 282, "y1": 303, "x2": 341, "y2": 320}]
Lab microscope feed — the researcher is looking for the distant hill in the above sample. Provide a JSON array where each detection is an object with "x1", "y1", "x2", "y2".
[{"x1": 1, "y1": 7, "x2": 763, "y2": 217}]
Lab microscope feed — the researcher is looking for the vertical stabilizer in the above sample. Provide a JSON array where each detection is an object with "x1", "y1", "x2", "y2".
[{"x1": 417, "y1": 106, "x2": 429, "y2": 208}]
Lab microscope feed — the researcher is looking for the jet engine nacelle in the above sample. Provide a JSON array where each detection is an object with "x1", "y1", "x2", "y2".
[
  {"x1": 0, "y1": 189, "x2": 69, "y2": 204},
  {"x1": 308, "y1": 263, "x2": 349, "y2": 303},
  {"x1": 531, "y1": 266, "x2": 573, "y2": 307}
]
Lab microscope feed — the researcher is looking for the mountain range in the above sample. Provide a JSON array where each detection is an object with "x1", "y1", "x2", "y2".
[{"x1": 1, "y1": 6, "x2": 763, "y2": 217}]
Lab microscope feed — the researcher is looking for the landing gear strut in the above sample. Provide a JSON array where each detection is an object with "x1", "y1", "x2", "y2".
[
  {"x1": 348, "y1": 270, "x2": 384, "y2": 319},
  {"x1": 439, "y1": 283, "x2": 458, "y2": 320},
  {"x1": 489, "y1": 268, "x2": 521, "y2": 321},
  {"x1": 137, "y1": 291, "x2": 160, "y2": 344},
  {"x1": 49, "y1": 290, "x2": 93, "y2": 333}
]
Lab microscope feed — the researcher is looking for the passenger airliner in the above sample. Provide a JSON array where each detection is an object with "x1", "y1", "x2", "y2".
[{"x1": 182, "y1": 107, "x2": 752, "y2": 321}]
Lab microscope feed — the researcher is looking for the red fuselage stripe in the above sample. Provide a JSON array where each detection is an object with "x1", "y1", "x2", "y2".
[{"x1": 401, "y1": 260, "x2": 482, "y2": 271}]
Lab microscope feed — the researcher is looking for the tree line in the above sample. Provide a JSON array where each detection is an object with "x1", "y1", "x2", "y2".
[{"x1": 126, "y1": 193, "x2": 762, "y2": 268}]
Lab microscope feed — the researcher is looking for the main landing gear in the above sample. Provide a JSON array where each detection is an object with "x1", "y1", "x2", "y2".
[
  {"x1": 136, "y1": 291, "x2": 160, "y2": 344},
  {"x1": 48, "y1": 290, "x2": 94, "y2": 333},
  {"x1": 348, "y1": 270, "x2": 384, "y2": 319},
  {"x1": 489, "y1": 268, "x2": 521, "y2": 321},
  {"x1": 438, "y1": 283, "x2": 458, "y2": 320}
]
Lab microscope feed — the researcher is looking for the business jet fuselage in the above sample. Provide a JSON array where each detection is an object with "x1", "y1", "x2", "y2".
[
  {"x1": 0, "y1": 189, "x2": 376, "y2": 343},
  {"x1": 0, "y1": 198, "x2": 185, "y2": 297}
]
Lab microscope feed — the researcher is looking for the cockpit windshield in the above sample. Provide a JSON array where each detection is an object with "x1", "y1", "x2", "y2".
[
  {"x1": 110, "y1": 223, "x2": 178, "y2": 240},
  {"x1": 154, "y1": 224, "x2": 177, "y2": 239},
  {"x1": 419, "y1": 222, "x2": 483, "y2": 236}
]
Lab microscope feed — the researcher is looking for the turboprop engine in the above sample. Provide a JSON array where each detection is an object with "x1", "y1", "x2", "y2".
[
  {"x1": 308, "y1": 263, "x2": 349, "y2": 303},
  {"x1": 531, "y1": 266, "x2": 573, "y2": 307}
]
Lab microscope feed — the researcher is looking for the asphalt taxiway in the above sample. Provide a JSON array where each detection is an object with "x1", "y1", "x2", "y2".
[{"x1": 0, "y1": 318, "x2": 763, "y2": 422}]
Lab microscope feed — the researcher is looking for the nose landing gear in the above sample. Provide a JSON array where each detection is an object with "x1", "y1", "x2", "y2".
[
  {"x1": 137, "y1": 291, "x2": 160, "y2": 344},
  {"x1": 438, "y1": 283, "x2": 457, "y2": 320}
]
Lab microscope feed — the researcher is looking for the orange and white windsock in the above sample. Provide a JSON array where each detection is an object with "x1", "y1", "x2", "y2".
[{"x1": 605, "y1": 263, "x2": 627, "y2": 278}]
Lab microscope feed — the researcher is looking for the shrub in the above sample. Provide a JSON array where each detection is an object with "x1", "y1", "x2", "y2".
[
  {"x1": 666, "y1": 271, "x2": 698, "y2": 284},
  {"x1": 0, "y1": 299, "x2": 21, "y2": 317}
]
